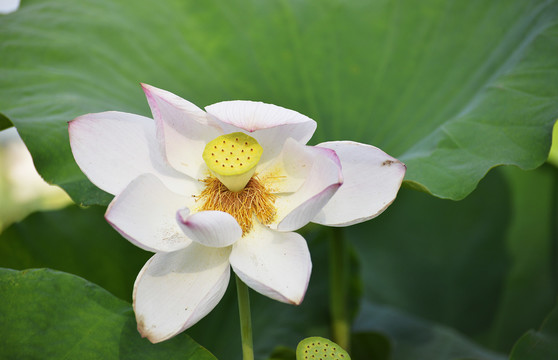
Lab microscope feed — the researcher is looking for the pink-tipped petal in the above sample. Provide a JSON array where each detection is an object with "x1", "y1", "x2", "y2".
[
  {"x1": 176, "y1": 208, "x2": 242, "y2": 248},
  {"x1": 133, "y1": 244, "x2": 231, "y2": 343},
  {"x1": 230, "y1": 223, "x2": 311, "y2": 305},
  {"x1": 142, "y1": 84, "x2": 222, "y2": 179},
  {"x1": 106, "y1": 174, "x2": 198, "y2": 253},
  {"x1": 205, "y1": 101, "x2": 316, "y2": 166},
  {"x1": 272, "y1": 140, "x2": 343, "y2": 231},
  {"x1": 69, "y1": 111, "x2": 190, "y2": 196},
  {"x1": 313, "y1": 141, "x2": 406, "y2": 226}
]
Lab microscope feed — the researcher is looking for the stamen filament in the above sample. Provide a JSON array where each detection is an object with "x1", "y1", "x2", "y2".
[{"x1": 197, "y1": 176, "x2": 276, "y2": 234}]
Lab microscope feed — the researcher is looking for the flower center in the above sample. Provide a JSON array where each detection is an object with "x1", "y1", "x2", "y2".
[
  {"x1": 200, "y1": 132, "x2": 275, "y2": 234},
  {"x1": 202, "y1": 132, "x2": 263, "y2": 192},
  {"x1": 197, "y1": 176, "x2": 276, "y2": 235}
]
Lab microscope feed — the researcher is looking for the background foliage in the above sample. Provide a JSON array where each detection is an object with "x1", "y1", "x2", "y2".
[{"x1": 0, "y1": 0, "x2": 557, "y2": 359}]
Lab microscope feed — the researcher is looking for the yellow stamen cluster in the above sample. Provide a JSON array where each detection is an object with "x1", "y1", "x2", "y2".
[{"x1": 197, "y1": 176, "x2": 276, "y2": 234}]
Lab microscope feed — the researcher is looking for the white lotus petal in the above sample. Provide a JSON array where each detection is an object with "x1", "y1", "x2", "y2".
[
  {"x1": 133, "y1": 243, "x2": 231, "y2": 343},
  {"x1": 273, "y1": 139, "x2": 343, "y2": 231},
  {"x1": 142, "y1": 84, "x2": 222, "y2": 179},
  {"x1": 230, "y1": 223, "x2": 311, "y2": 305},
  {"x1": 176, "y1": 208, "x2": 242, "y2": 248},
  {"x1": 205, "y1": 101, "x2": 316, "y2": 167},
  {"x1": 313, "y1": 141, "x2": 406, "y2": 226},
  {"x1": 69, "y1": 111, "x2": 190, "y2": 196},
  {"x1": 0, "y1": 0, "x2": 19, "y2": 14},
  {"x1": 106, "y1": 174, "x2": 197, "y2": 253},
  {"x1": 258, "y1": 138, "x2": 313, "y2": 194}
]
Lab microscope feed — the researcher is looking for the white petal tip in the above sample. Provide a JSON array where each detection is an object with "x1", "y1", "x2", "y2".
[
  {"x1": 137, "y1": 316, "x2": 164, "y2": 344},
  {"x1": 176, "y1": 209, "x2": 242, "y2": 248},
  {"x1": 312, "y1": 141, "x2": 406, "y2": 226},
  {"x1": 176, "y1": 207, "x2": 191, "y2": 222}
]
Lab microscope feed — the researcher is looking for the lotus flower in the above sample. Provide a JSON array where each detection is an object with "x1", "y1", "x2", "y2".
[{"x1": 69, "y1": 84, "x2": 406, "y2": 343}]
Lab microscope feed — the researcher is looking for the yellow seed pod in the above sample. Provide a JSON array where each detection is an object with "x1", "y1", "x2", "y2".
[
  {"x1": 202, "y1": 132, "x2": 263, "y2": 192},
  {"x1": 296, "y1": 337, "x2": 350, "y2": 359}
]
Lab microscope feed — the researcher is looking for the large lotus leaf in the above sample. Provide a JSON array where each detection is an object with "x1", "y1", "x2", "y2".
[
  {"x1": 0, "y1": 205, "x2": 150, "y2": 301},
  {"x1": 0, "y1": 268, "x2": 216, "y2": 360},
  {"x1": 1, "y1": 0, "x2": 557, "y2": 204}
]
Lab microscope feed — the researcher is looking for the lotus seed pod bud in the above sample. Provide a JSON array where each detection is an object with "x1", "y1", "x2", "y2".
[
  {"x1": 202, "y1": 132, "x2": 263, "y2": 192},
  {"x1": 296, "y1": 337, "x2": 350, "y2": 359}
]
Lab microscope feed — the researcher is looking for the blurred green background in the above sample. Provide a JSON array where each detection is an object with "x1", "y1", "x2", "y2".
[{"x1": 1, "y1": 0, "x2": 558, "y2": 359}]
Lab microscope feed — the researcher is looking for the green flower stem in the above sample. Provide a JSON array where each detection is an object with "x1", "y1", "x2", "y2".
[
  {"x1": 330, "y1": 228, "x2": 350, "y2": 352},
  {"x1": 236, "y1": 275, "x2": 254, "y2": 360}
]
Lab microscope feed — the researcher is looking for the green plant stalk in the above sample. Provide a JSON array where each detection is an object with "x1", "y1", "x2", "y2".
[
  {"x1": 236, "y1": 275, "x2": 254, "y2": 360},
  {"x1": 330, "y1": 228, "x2": 350, "y2": 352}
]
